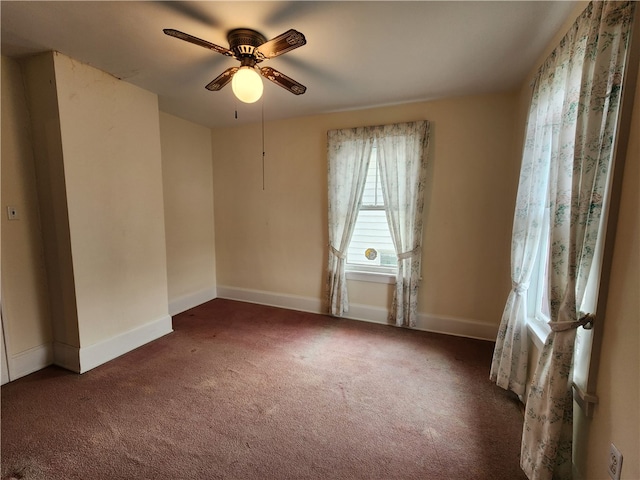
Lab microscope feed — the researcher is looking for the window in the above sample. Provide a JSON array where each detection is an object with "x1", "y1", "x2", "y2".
[
  {"x1": 346, "y1": 146, "x2": 397, "y2": 276},
  {"x1": 327, "y1": 121, "x2": 429, "y2": 320}
]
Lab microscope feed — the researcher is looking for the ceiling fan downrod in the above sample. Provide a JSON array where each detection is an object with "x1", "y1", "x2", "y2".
[{"x1": 228, "y1": 29, "x2": 267, "y2": 60}]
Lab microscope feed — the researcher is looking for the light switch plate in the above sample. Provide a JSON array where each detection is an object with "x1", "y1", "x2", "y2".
[
  {"x1": 7, "y1": 206, "x2": 19, "y2": 220},
  {"x1": 608, "y1": 443, "x2": 623, "y2": 480}
]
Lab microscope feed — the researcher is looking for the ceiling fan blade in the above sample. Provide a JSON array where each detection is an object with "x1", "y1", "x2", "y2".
[
  {"x1": 256, "y1": 29, "x2": 306, "y2": 59},
  {"x1": 205, "y1": 67, "x2": 239, "y2": 91},
  {"x1": 260, "y1": 67, "x2": 306, "y2": 95},
  {"x1": 163, "y1": 28, "x2": 233, "y2": 57}
]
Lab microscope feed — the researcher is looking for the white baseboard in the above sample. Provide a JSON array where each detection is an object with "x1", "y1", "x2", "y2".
[
  {"x1": 6, "y1": 291, "x2": 495, "y2": 382},
  {"x1": 216, "y1": 285, "x2": 497, "y2": 341},
  {"x1": 345, "y1": 303, "x2": 497, "y2": 341},
  {"x1": 416, "y1": 312, "x2": 498, "y2": 341},
  {"x1": 343, "y1": 302, "x2": 389, "y2": 323},
  {"x1": 9, "y1": 343, "x2": 53, "y2": 381},
  {"x1": 6, "y1": 316, "x2": 174, "y2": 379},
  {"x1": 169, "y1": 287, "x2": 217, "y2": 316},
  {"x1": 216, "y1": 285, "x2": 323, "y2": 315},
  {"x1": 78, "y1": 315, "x2": 173, "y2": 373}
]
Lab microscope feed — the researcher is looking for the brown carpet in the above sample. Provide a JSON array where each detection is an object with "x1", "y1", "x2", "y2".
[{"x1": 1, "y1": 299, "x2": 527, "y2": 479}]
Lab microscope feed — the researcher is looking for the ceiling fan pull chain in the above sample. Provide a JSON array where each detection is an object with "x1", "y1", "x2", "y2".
[{"x1": 262, "y1": 98, "x2": 266, "y2": 191}]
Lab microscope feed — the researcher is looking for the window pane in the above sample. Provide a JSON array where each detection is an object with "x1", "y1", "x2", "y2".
[
  {"x1": 347, "y1": 210, "x2": 396, "y2": 267},
  {"x1": 361, "y1": 148, "x2": 384, "y2": 207},
  {"x1": 347, "y1": 146, "x2": 397, "y2": 271}
]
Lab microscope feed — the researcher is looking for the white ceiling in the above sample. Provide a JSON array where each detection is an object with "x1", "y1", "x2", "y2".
[{"x1": 1, "y1": 1, "x2": 579, "y2": 128}]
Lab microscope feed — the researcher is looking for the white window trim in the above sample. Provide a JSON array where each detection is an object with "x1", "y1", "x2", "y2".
[
  {"x1": 527, "y1": 314, "x2": 550, "y2": 351},
  {"x1": 346, "y1": 269, "x2": 396, "y2": 284}
]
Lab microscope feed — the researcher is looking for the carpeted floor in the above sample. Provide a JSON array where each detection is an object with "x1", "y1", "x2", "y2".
[{"x1": 1, "y1": 299, "x2": 527, "y2": 479}]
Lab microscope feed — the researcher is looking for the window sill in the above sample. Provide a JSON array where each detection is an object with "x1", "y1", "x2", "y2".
[
  {"x1": 526, "y1": 316, "x2": 550, "y2": 351},
  {"x1": 346, "y1": 270, "x2": 396, "y2": 284}
]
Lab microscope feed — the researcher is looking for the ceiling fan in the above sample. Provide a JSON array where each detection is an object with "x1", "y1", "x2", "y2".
[{"x1": 163, "y1": 27, "x2": 307, "y2": 103}]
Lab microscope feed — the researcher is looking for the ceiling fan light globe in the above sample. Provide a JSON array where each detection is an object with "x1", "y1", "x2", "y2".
[{"x1": 232, "y1": 67, "x2": 263, "y2": 103}]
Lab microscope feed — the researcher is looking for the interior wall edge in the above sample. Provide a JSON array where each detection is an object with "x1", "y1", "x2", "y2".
[
  {"x1": 77, "y1": 315, "x2": 173, "y2": 374},
  {"x1": 168, "y1": 288, "x2": 217, "y2": 317},
  {"x1": 53, "y1": 341, "x2": 80, "y2": 373}
]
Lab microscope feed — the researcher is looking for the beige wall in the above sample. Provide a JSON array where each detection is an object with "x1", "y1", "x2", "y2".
[
  {"x1": 20, "y1": 52, "x2": 80, "y2": 349},
  {"x1": 2, "y1": 49, "x2": 224, "y2": 377},
  {"x1": 160, "y1": 112, "x2": 216, "y2": 313},
  {"x1": 2, "y1": 50, "x2": 220, "y2": 378},
  {"x1": 212, "y1": 91, "x2": 520, "y2": 331},
  {"x1": 5, "y1": 51, "x2": 172, "y2": 374},
  {"x1": 1, "y1": 56, "x2": 53, "y2": 360},
  {"x1": 51, "y1": 52, "x2": 170, "y2": 348}
]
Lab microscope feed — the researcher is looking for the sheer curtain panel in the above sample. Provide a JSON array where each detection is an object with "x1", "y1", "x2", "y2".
[
  {"x1": 376, "y1": 121, "x2": 430, "y2": 327},
  {"x1": 489, "y1": 93, "x2": 552, "y2": 397},
  {"x1": 326, "y1": 128, "x2": 374, "y2": 316}
]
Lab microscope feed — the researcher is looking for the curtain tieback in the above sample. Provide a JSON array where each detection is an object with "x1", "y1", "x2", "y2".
[
  {"x1": 549, "y1": 313, "x2": 595, "y2": 332},
  {"x1": 512, "y1": 282, "x2": 530, "y2": 295},
  {"x1": 329, "y1": 244, "x2": 346, "y2": 260},
  {"x1": 397, "y1": 246, "x2": 421, "y2": 260}
]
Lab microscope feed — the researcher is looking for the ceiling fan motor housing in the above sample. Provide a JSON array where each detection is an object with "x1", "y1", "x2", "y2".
[{"x1": 228, "y1": 29, "x2": 267, "y2": 61}]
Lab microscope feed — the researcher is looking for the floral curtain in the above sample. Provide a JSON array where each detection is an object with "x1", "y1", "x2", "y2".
[
  {"x1": 326, "y1": 128, "x2": 374, "y2": 316},
  {"x1": 521, "y1": 2, "x2": 634, "y2": 480},
  {"x1": 375, "y1": 121, "x2": 430, "y2": 327}
]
